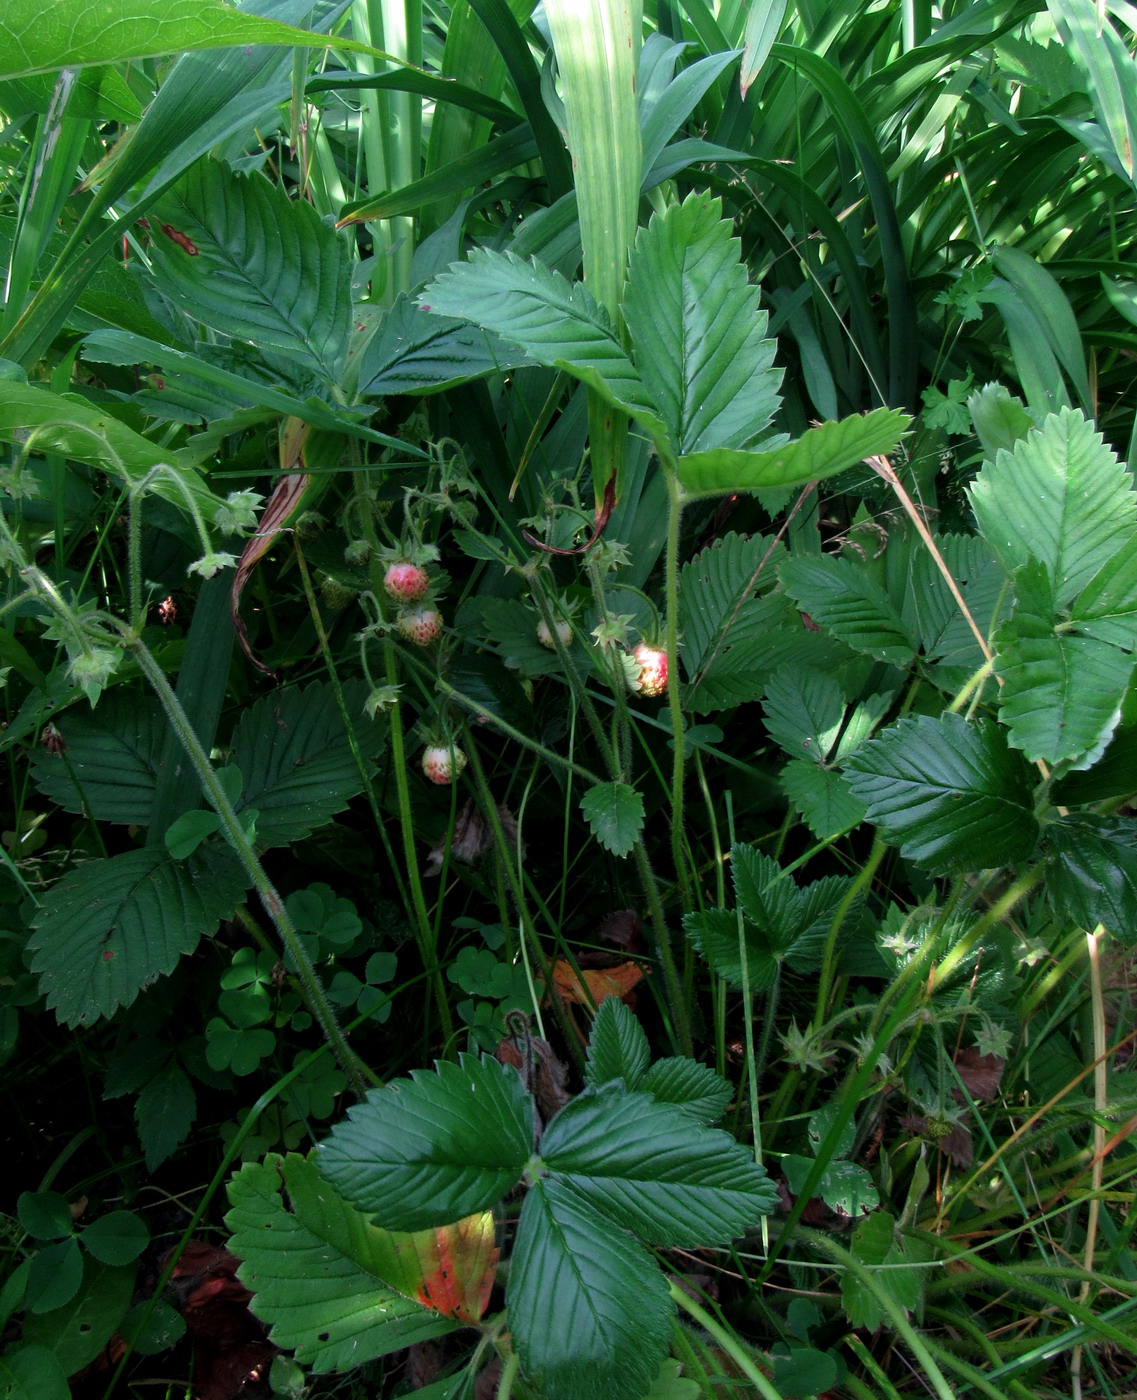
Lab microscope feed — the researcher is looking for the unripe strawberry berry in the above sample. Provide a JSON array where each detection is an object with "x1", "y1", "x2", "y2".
[
  {"x1": 537, "y1": 617, "x2": 574, "y2": 648},
  {"x1": 384, "y1": 561, "x2": 430, "y2": 603},
  {"x1": 396, "y1": 607, "x2": 443, "y2": 645},
  {"x1": 421, "y1": 744, "x2": 467, "y2": 785},
  {"x1": 630, "y1": 643, "x2": 668, "y2": 697}
]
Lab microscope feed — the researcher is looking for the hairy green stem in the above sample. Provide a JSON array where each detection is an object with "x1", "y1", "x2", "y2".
[
  {"x1": 353, "y1": 468, "x2": 453, "y2": 1044},
  {"x1": 127, "y1": 634, "x2": 371, "y2": 1098},
  {"x1": 664, "y1": 474, "x2": 692, "y2": 905}
]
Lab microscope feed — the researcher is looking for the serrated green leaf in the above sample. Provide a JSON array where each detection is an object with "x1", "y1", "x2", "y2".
[
  {"x1": 22, "y1": 1260, "x2": 135, "y2": 1377},
  {"x1": 358, "y1": 293, "x2": 528, "y2": 395},
  {"x1": 317, "y1": 1055, "x2": 532, "y2": 1232},
  {"x1": 969, "y1": 407, "x2": 1137, "y2": 608},
  {"x1": 731, "y1": 844, "x2": 802, "y2": 946},
  {"x1": 508, "y1": 1177, "x2": 672, "y2": 1400},
  {"x1": 996, "y1": 611, "x2": 1133, "y2": 767},
  {"x1": 28, "y1": 844, "x2": 248, "y2": 1027},
  {"x1": 0, "y1": 1344, "x2": 69, "y2": 1400},
  {"x1": 135, "y1": 1061, "x2": 196, "y2": 1170},
  {"x1": 679, "y1": 534, "x2": 847, "y2": 712},
  {"x1": 1045, "y1": 815, "x2": 1137, "y2": 939},
  {"x1": 622, "y1": 192, "x2": 781, "y2": 455},
  {"x1": 638, "y1": 1057, "x2": 732, "y2": 1124},
  {"x1": 780, "y1": 554, "x2": 917, "y2": 665},
  {"x1": 79, "y1": 1212, "x2": 148, "y2": 1266},
  {"x1": 230, "y1": 681, "x2": 386, "y2": 849},
  {"x1": 844, "y1": 714, "x2": 1038, "y2": 874},
  {"x1": 579, "y1": 783, "x2": 644, "y2": 858},
  {"x1": 421, "y1": 251, "x2": 667, "y2": 440},
  {"x1": 583, "y1": 997, "x2": 650, "y2": 1089},
  {"x1": 148, "y1": 159, "x2": 351, "y2": 382},
  {"x1": 676, "y1": 408, "x2": 909, "y2": 499},
  {"x1": 1071, "y1": 541, "x2": 1137, "y2": 647},
  {"x1": 226, "y1": 1155, "x2": 457, "y2": 1372},
  {"x1": 968, "y1": 381, "x2": 1034, "y2": 458},
  {"x1": 780, "y1": 758, "x2": 867, "y2": 840},
  {"x1": 680, "y1": 533, "x2": 786, "y2": 676},
  {"x1": 27, "y1": 694, "x2": 164, "y2": 826},
  {"x1": 762, "y1": 665, "x2": 846, "y2": 761},
  {"x1": 782, "y1": 1154, "x2": 879, "y2": 1218},
  {"x1": 539, "y1": 1085, "x2": 777, "y2": 1245}
]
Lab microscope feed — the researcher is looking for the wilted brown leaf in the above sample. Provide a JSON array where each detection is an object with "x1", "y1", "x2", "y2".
[{"x1": 551, "y1": 960, "x2": 645, "y2": 1005}]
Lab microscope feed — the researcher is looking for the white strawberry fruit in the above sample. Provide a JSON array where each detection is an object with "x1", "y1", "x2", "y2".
[
  {"x1": 537, "y1": 617, "x2": 574, "y2": 648},
  {"x1": 421, "y1": 744, "x2": 467, "y2": 785},
  {"x1": 630, "y1": 643, "x2": 668, "y2": 697},
  {"x1": 396, "y1": 607, "x2": 443, "y2": 645},
  {"x1": 384, "y1": 561, "x2": 430, "y2": 603}
]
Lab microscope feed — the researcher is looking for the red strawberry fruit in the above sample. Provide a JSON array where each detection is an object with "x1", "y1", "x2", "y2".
[
  {"x1": 384, "y1": 561, "x2": 430, "y2": 603},
  {"x1": 630, "y1": 643, "x2": 668, "y2": 697},
  {"x1": 396, "y1": 607, "x2": 443, "y2": 645},
  {"x1": 421, "y1": 744, "x2": 467, "y2": 784}
]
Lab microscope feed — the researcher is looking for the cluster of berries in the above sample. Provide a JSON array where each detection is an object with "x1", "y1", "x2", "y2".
[{"x1": 384, "y1": 562, "x2": 443, "y2": 646}]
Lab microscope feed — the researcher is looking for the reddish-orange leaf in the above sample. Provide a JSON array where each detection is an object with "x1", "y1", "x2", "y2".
[
  {"x1": 551, "y1": 960, "x2": 645, "y2": 1005},
  {"x1": 393, "y1": 1212, "x2": 498, "y2": 1324}
]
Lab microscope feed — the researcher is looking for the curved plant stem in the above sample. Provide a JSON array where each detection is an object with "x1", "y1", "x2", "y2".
[
  {"x1": 811, "y1": 836, "x2": 886, "y2": 1032},
  {"x1": 669, "y1": 1283, "x2": 784, "y2": 1400},
  {"x1": 352, "y1": 467, "x2": 453, "y2": 1044},
  {"x1": 126, "y1": 634, "x2": 372, "y2": 1098},
  {"x1": 663, "y1": 472, "x2": 691, "y2": 904},
  {"x1": 804, "y1": 1230, "x2": 957, "y2": 1400}
]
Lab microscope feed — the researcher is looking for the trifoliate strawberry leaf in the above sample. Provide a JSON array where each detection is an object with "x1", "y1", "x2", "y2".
[
  {"x1": 780, "y1": 554, "x2": 918, "y2": 665},
  {"x1": 229, "y1": 680, "x2": 386, "y2": 849},
  {"x1": 148, "y1": 160, "x2": 351, "y2": 383},
  {"x1": 969, "y1": 407, "x2": 1137, "y2": 608},
  {"x1": 358, "y1": 292, "x2": 528, "y2": 396},
  {"x1": 226, "y1": 1154, "x2": 457, "y2": 1372},
  {"x1": 421, "y1": 250, "x2": 666, "y2": 441},
  {"x1": 28, "y1": 694, "x2": 164, "y2": 826},
  {"x1": 580, "y1": 783, "x2": 644, "y2": 858},
  {"x1": 762, "y1": 665, "x2": 846, "y2": 761},
  {"x1": 622, "y1": 191, "x2": 782, "y2": 455},
  {"x1": 316, "y1": 1055, "x2": 532, "y2": 1231},
  {"x1": 844, "y1": 714, "x2": 1038, "y2": 873},
  {"x1": 638, "y1": 1057, "x2": 732, "y2": 1124},
  {"x1": 583, "y1": 996, "x2": 651, "y2": 1089},
  {"x1": 539, "y1": 1084, "x2": 776, "y2": 1246},
  {"x1": 28, "y1": 844, "x2": 247, "y2": 1026},
  {"x1": 508, "y1": 1176, "x2": 671, "y2": 1400},
  {"x1": 780, "y1": 759, "x2": 867, "y2": 840},
  {"x1": 676, "y1": 408, "x2": 909, "y2": 498},
  {"x1": 135, "y1": 1061, "x2": 196, "y2": 1171},
  {"x1": 731, "y1": 844, "x2": 802, "y2": 946},
  {"x1": 1044, "y1": 814, "x2": 1137, "y2": 938}
]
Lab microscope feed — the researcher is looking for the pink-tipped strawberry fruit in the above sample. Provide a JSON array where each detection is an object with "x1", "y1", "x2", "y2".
[
  {"x1": 537, "y1": 617, "x2": 574, "y2": 649},
  {"x1": 384, "y1": 561, "x2": 430, "y2": 603},
  {"x1": 630, "y1": 643, "x2": 668, "y2": 697},
  {"x1": 396, "y1": 607, "x2": 443, "y2": 645},
  {"x1": 421, "y1": 744, "x2": 467, "y2": 785}
]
